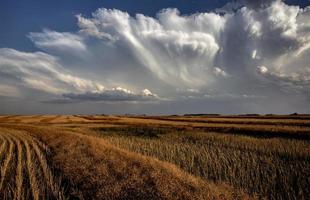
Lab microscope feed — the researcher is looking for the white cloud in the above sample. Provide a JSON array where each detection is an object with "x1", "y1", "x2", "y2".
[
  {"x1": 213, "y1": 67, "x2": 228, "y2": 77},
  {"x1": 76, "y1": 14, "x2": 116, "y2": 41},
  {"x1": 23, "y1": 78, "x2": 67, "y2": 94},
  {"x1": 0, "y1": 48, "x2": 160, "y2": 103},
  {"x1": 0, "y1": 0, "x2": 309, "y2": 113},
  {"x1": 0, "y1": 48, "x2": 104, "y2": 95},
  {"x1": 142, "y1": 88, "x2": 158, "y2": 98},
  {"x1": 28, "y1": 29, "x2": 87, "y2": 55},
  {"x1": 76, "y1": 8, "x2": 222, "y2": 87},
  {"x1": 257, "y1": 66, "x2": 268, "y2": 74},
  {"x1": 71, "y1": 1, "x2": 309, "y2": 92}
]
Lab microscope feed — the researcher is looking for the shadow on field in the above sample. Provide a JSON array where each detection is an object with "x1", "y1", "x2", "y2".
[{"x1": 95, "y1": 125, "x2": 310, "y2": 141}]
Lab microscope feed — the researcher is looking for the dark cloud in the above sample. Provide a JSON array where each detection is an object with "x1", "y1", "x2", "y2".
[
  {"x1": 44, "y1": 88, "x2": 159, "y2": 104},
  {"x1": 63, "y1": 89, "x2": 158, "y2": 101}
]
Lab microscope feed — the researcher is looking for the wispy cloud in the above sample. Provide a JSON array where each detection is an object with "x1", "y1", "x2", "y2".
[
  {"x1": 28, "y1": 29, "x2": 87, "y2": 55},
  {"x1": 0, "y1": 48, "x2": 104, "y2": 95}
]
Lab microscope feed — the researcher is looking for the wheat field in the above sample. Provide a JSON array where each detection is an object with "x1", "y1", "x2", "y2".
[{"x1": 0, "y1": 114, "x2": 309, "y2": 199}]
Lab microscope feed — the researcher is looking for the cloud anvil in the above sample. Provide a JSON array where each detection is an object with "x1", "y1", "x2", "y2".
[{"x1": 0, "y1": 0, "x2": 309, "y2": 114}]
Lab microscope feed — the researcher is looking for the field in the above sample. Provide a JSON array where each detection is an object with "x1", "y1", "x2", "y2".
[{"x1": 0, "y1": 115, "x2": 309, "y2": 200}]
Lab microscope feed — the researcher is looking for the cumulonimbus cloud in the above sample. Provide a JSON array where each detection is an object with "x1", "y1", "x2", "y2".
[
  {"x1": 0, "y1": 0, "x2": 309, "y2": 113},
  {"x1": 74, "y1": 0, "x2": 310, "y2": 92}
]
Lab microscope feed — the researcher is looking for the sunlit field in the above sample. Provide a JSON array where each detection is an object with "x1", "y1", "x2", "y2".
[{"x1": 0, "y1": 114, "x2": 309, "y2": 199}]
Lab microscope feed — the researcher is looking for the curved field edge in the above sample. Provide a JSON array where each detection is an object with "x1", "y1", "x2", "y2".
[{"x1": 5, "y1": 125, "x2": 251, "y2": 200}]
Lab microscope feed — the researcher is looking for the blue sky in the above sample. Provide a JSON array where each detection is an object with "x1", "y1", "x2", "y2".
[
  {"x1": 1, "y1": 0, "x2": 229, "y2": 51},
  {"x1": 1, "y1": 0, "x2": 308, "y2": 51},
  {"x1": 0, "y1": 0, "x2": 309, "y2": 114}
]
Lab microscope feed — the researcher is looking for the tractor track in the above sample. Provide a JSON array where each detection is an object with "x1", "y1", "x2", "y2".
[{"x1": 0, "y1": 128, "x2": 68, "y2": 200}]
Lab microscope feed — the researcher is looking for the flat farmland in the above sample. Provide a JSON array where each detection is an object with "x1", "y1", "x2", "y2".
[{"x1": 0, "y1": 115, "x2": 309, "y2": 200}]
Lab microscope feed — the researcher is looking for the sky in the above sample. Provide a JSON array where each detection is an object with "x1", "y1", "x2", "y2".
[{"x1": 0, "y1": 0, "x2": 309, "y2": 115}]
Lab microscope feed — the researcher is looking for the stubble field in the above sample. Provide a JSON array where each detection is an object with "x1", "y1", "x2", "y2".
[{"x1": 0, "y1": 114, "x2": 309, "y2": 200}]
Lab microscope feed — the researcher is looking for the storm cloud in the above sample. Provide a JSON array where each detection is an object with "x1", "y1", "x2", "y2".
[{"x1": 0, "y1": 0, "x2": 309, "y2": 114}]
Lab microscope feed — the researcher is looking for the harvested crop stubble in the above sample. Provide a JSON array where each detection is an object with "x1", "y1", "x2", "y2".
[
  {"x1": 0, "y1": 128, "x2": 67, "y2": 200},
  {"x1": 26, "y1": 126, "x2": 249, "y2": 200},
  {"x1": 1, "y1": 115, "x2": 309, "y2": 200},
  {"x1": 99, "y1": 128, "x2": 310, "y2": 200}
]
